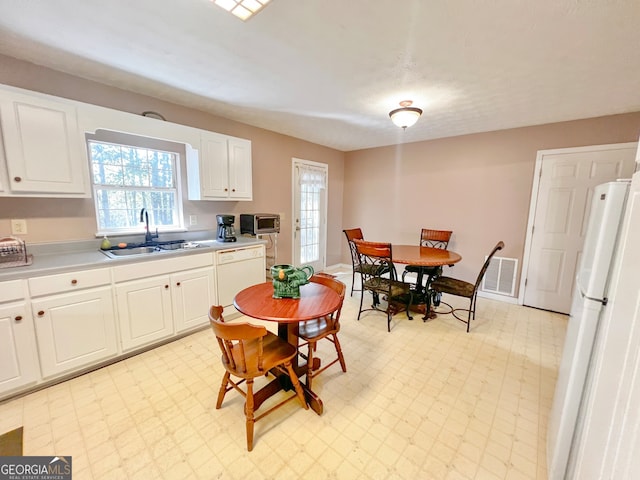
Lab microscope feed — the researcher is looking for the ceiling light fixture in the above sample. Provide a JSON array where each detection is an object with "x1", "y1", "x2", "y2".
[
  {"x1": 389, "y1": 100, "x2": 423, "y2": 129},
  {"x1": 213, "y1": 0, "x2": 271, "y2": 21}
]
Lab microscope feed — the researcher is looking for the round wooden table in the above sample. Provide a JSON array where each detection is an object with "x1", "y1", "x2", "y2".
[
  {"x1": 392, "y1": 245, "x2": 462, "y2": 319},
  {"x1": 234, "y1": 281, "x2": 341, "y2": 414},
  {"x1": 234, "y1": 281, "x2": 341, "y2": 325},
  {"x1": 392, "y1": 245, "x2": 462, "y2": 267}
]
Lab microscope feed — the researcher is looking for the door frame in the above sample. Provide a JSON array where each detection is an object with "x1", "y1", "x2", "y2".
[
  {"x1": 291, "y1": 157, "x2": 328, "y2": 270},
  {"x1": 518, "y1": 142, "x2": 638, "y2": 306}
]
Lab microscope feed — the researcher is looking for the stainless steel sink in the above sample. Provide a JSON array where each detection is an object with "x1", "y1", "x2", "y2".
[
  {"x1": 101, "y1": 241, "x2": 192, "y2": 259},
  {"x1": 105, "y1": 246, "x2": 159, "y2": 256}
]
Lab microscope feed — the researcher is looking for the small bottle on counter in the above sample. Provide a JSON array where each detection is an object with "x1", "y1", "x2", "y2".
[{"x1": 100, "y1": 236, "x2": 112, "y2": 250}]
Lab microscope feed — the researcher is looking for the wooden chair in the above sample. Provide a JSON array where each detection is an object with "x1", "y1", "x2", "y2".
[
  {"x1": 429, "y1": 241, "x2": 504, "y2": 332},
  {"x1": 402, "y1": 229, "x2": 453, "y2": 287},
  {"x1": 353, "y1": 239, "x2": 413, "y2": 332},
  {"x1": 209, "y1": 305, "x2": 308, "y2": 451},
  {"x1": 296, "y1": 274, "x2": 347, "y2": 389}
]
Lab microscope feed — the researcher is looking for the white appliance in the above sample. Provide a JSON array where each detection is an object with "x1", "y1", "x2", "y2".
[{"x1": 547, "y1": 179, "x2": 631, "y2": 479}]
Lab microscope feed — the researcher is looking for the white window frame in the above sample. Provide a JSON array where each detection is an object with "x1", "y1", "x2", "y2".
[{"x1": 87, "y1": 131, "x2": 185, "y2": 236}]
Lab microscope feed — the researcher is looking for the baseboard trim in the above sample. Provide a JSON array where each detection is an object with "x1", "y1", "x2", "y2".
[{"x1": 477, "y1": 291, "x2": 519, "y2": 304}]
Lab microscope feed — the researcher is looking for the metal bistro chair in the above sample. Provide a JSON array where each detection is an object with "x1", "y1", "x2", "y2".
[
  {"x1": 209, "y1": 306, "x2": 308, "y2": 451},
  {"x1": 296, "y1": 274, "x2": 347, "y2": 389},
  {"x1": 353, "y1": 239, "x2": 413, "y2": 332},
  {"x1": 343, "y1": 228, "x2": 365, "y2": 296},
  {"x1": 429, "y1": 241, "x2": 504, "y2": 332},
  {"x1": 343, "y1": 228, "x2": 392, "y2": 297},
  {"x1": 402, "y1": 229, "x2": 453, "y2": 288}
]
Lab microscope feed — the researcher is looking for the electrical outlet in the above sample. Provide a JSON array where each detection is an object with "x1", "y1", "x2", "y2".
[
  {"x1": 189, "y1": 215, "x2": 198, "y2": 226},
  {"x1": 11, "y1": 219, "x2": 28, "y2": 235}
]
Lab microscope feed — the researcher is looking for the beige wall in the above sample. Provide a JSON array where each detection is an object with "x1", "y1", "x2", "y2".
[
  {"x1": 2, "y1": 53, "x2": 639, "y2": 285},
  {"x1": 0, "y1": 54, "x2": 345, "y2": 267},
  {"x1": 344, "y1": 114, "x2": 640, "y2": 294}
]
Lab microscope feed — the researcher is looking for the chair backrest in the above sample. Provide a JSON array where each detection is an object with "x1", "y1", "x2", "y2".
[
  {"x1": 209, "y1": 305, "x2": 268, "y2": 374},
  {"x1": 353, "y1": 239, "x2": 394, "y2": 280},
  {"x1": 343, "y1": 228, "x2": 364, "y2": 267},
  {"x1": 420, "y1": 229, "x2": 452, "y2": 249},
  {"x1": 309, "y1": 274, "x2": 346, "y2": 322},
  {"x1": 473, "y1": 241, "x2": 505, "y2": 290}
]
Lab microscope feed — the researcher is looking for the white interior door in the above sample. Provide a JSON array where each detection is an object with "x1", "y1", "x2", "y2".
[
  {"x1": 292, "y1": 158, "x2": 327, "y2": 272},
  {"x1": 521, "y1": 143, "x2": 636, "y2": 313}
]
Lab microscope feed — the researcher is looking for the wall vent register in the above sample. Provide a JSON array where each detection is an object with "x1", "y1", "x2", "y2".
[{"x1": 482, "y1": 256, "x2": 518, "y2": 296}]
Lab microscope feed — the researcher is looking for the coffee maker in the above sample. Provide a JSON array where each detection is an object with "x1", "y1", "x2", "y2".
[{"x1": 216, "y1": 214, "x2": 237, "y2": 242}]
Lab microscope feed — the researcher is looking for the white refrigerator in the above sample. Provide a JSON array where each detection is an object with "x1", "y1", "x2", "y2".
[{"x1": 547, "y1": 179, "x2": 632, "y2": 479}]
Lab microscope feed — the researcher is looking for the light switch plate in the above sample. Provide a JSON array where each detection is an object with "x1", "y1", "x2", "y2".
[{"x1": 11, "y1": 219, "x2": 27, "y2": 235}]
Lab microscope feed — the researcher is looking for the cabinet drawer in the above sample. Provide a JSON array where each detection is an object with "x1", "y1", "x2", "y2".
[
  {"x1": 29, "y1": 268, "x2": 111, "y2": 297},
  {"x1": 0, "y1": 279, "x2": 24, "y2": 303},
  {"x1": 112, "y1": 252, "x2": 213, "y2": 283}
]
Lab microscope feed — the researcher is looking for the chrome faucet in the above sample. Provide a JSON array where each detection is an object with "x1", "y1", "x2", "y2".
[{"x1": 140, "y1": 208, "x2": 158, "y2": 243}]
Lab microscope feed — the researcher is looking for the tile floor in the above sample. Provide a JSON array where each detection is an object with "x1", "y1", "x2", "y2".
[{"x1": 0, "y1": 272, "x2": 567, "y2": 479}]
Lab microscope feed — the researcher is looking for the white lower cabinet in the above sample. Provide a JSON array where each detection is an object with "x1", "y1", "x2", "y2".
[
  {"x1": 0, "y1": 300, "x2": 39, "y2": 395},
  {"x1": 31, "y1": 287, "x2": 118, "y2": 378},
  {"x1": 112, "y1": 253, "x2": 217, "y2": 351},
  {"x1": 172, "y1": 267, "x2": 216, "y2": 333},
  {"x1": 0, "y1": 246, "x2": 254, "y2": 398},
  {"x1": 115, "y1": 276, "x2": 174, "y2": 352}
]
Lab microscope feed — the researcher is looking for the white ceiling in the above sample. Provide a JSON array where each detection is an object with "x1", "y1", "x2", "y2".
[{"x1": 0, "y1": 0, "x2": 639, "y2": 151}]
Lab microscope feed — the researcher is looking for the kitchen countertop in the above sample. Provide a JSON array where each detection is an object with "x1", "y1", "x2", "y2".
[{"x1": 0, "y1": 232, "x2": 266, "y2": 282}]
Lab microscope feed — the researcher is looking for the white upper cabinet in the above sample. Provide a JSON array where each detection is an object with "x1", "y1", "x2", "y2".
[
  {"x1": 0, "y1": 90, "x2": 90, "y2": 197},
  {"x1": 227, "y1": 136, "x2": 253, "y2": 199},
  {"x1": 187, "y1": 131, "x2": 252, "y2": 201}
]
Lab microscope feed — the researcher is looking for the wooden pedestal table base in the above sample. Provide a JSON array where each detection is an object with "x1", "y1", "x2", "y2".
[
  {"x1": 234, "y1": 282, "x2": 342, "y2": 416},
  {"x1": 391, "y1": 245, "x2": 462, "y2": 321}
]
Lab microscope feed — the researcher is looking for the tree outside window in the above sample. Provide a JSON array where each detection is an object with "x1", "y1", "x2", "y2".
[{"x1": 89, "y1": 140, "x2": 182, "y2": 234}]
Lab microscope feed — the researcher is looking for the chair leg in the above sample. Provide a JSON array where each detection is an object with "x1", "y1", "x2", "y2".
[
  {"x1": 467, "y1": 296, "x2": 475, "y2": 333},
  {"x1": 216, "y1": 372, "x2": 231, "y2": 409},
  {"x1": 245, "y1": 378, "x2": 255, "y2": 451},
  {"x1": 472, "y1": 294, "x2": 478, "y2": 320},
  {"x1": 283, "y1": 360, "x2": 309, "y2": 410},
  {"x1": 332, "y1": 334, "x2": 347, "y2": 372},
  {"x1": 357, "y1": 290, "x2": 365, "y2": 320},
  {"x1": 350, "y1": 270, "x2": 355, "y2": 296}
]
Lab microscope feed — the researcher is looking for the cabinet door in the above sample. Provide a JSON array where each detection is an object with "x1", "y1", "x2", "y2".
[
  {"x1": 0, "y1": 303, "x2": 39, "y2": 396},
  {"x1": 116, "y1": 276, "x2": 173, "y2": 351},
  {"x1": 200, "y1": 131, "x2": 229, "y2": 198},
  {"x1": 172, "y1": 267, "x2": 216, "y2": 333},
  {"x1": 228, "y1": 137, "x2": 252, "y2": 200},
  {"x1": 0, "y1": 92, "x2": 89, "y2": 196},
  {"x1": 32, "y1": 287, "x2": 117, "y2": 379}
]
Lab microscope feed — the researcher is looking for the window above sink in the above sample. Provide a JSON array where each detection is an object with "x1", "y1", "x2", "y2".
[{"x1": 86, "y1": 130, "x2": 186, "y2": 237}]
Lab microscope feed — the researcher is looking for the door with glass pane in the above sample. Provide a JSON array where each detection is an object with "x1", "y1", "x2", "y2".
[{"x1": 293, "y1": 159, "x2": 327, "y2": 272}]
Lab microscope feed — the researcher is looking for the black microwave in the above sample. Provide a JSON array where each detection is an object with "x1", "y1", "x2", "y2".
[{"x1": 240, "y1": 214, "x2": 280, "y2": 235}]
